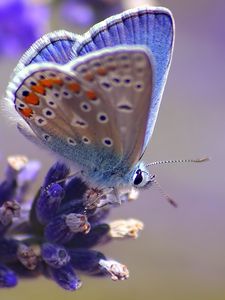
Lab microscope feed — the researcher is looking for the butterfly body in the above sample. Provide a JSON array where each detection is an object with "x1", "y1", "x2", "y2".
[
  {"x1": 41, "y1": 133, "x2": 133, "y2": 187},
  {"x1": 5, "y1": 6, "x2": 174, "y2": 190}
]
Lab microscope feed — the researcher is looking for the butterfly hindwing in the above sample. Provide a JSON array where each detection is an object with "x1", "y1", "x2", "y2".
[
  {"x1": 70, "y1": 46, "x2": 153, "y2": 165},
  {"x1": 11, "y1": 46, "x2": 153, "y2": 169}
]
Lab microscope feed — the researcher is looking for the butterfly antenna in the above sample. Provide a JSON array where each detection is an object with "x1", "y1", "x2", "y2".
[
  {"x1": 146, "y1": 157, "x2": 209, "y2": 167},
  {"x1": 152, "y1": 178, "x2": 178, "y2": 208},
  {"x1": 55, "y1": 171, "x2": 84, "y2": 184}
]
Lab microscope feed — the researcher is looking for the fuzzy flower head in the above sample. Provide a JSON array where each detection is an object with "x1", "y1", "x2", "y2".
[
  {"x1": 60, "y1": 0, "x2": 124, "y2": 28},
  {"x1": 0, "y1": 156, "x2": 143, "y2": 290},
  {"x1": 0, "y1": 0, "x2": 50, "y2": 57}
]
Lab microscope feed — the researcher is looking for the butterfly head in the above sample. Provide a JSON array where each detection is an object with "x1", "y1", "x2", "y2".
[{"x1": 131, "y1": 162, "x2": 154, "y2": 189}]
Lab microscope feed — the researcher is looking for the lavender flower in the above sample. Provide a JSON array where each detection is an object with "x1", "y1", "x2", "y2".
[
  {"x1": 0, "y1": 0, "x2": 50, "y2": 58},
  {"x1": 0, "y1": 156, "x2": 143, "y2": 290},
  {"x1": 60, "y1": 0, "x2": 123, "y2": 28},
  {"x1": 0, "y1": 264, "x2": 17, "y2": 287}
]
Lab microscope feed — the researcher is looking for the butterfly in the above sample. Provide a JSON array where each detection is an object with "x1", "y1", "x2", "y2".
[{"x1": 5, "y1": 6, "x2": 174, "y2": 192}]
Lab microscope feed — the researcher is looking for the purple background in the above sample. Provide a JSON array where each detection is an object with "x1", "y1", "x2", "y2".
[{"x1": 0, "y1": 0, "x2": 224, "y2": 299}]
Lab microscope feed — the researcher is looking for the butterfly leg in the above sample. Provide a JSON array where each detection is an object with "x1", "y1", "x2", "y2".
[
  {"x1": 116, "y1": 186, "x2": 140, "y2": 203},
  {"x1": 84, "y1": 187, "x2": 120, "y2": 210}
]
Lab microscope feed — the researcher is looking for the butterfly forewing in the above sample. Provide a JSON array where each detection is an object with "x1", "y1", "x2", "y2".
[
  {"x1": 13, "y1": 46, "x2": 153, "y2": 169},
  {"x1": 75, "y1": 7, "x2": 174, "y2": 153},
  {"x1": 14, "y1": 31, "x2": 80, "y2": 74}
]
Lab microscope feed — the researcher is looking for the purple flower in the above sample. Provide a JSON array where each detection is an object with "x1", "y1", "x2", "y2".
[
  {"x1": 49, "y1": 263, "x2": 82, "y2": 291},
  {"x1": 0, "y1": 264, "x2": 17, "y2": 288},
  {"x1": 60, "y1": 0, "x2": 95, "y2": 28},
  {"x1": 36, "y1": 183, "x2": 65, "y2": 225},
  {"x1": 69, "y1": 249, "x2": 106, "y2": 273},
  {"x1": 60, "y1": 0, "x2": 123, "y2": 28},
  {"x1": 41, "y1": 243, "x2": 71, "y2": 268},
  {"x1": 0, "y1": 0, "x2": 50, "y2": 57},
  {"x1": 0, "y1": 157, "x2": 143, "y2": 290},
  {"x1": 44, "y1": 213, "x2": 90, "y2": 244},
  {"x1": 0, "y1": 180, "x2": 16, "y2": 207}
]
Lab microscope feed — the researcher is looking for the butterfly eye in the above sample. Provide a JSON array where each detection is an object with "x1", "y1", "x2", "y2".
[
  {"x1": 133, "y1": 168, "x2": 150, "y2": 188},
  {"x1": 133, "y1": 169, "x2": 143, "y2": 186}
]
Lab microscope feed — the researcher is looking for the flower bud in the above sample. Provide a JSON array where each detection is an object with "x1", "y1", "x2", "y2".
[
  {"x1": 0, "y1": 264, "x2": 17, "y2": 287},
  {"x1": 36, "y1": 183, "x2": 65, "y2": 224},
  {"x1": 42, "y1": 243, "x2": 70, "y2": 268},
  {"x1": 99, "y1": 259, "x2": 129, "y2": 281},
  {"x1": 49, "y1": 263, "x2": 82, "y2": 291}
]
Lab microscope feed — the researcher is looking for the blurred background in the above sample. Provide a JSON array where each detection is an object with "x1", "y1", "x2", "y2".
[{"x1": 0, "y1": 0, "x2": 225, "y2": 299}]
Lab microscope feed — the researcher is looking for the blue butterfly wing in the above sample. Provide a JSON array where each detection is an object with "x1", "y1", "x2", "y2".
[
  {"x1": 74, "y1": 7, "x2": 174, "y2": 155},
  {"x1": 14, "y1": 30, "x2": 80, "y2": 74}
]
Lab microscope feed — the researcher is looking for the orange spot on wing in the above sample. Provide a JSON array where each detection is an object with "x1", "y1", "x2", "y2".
[
  {"x1": 39, "y1": 79, "x2": 54, "y2": 88},
  {"x1": 97, "y1": 67, "x2": 107, "y2": 76},
  {"x1": 39, "y1": 78, "x2": 63, "y2": 88},
  {"x1": 19, "y1": 108, "x2": 33, "y2": 118},
  {"x1": 68, "y1": 82, "x2": 81, "y2": 93},
  {"x1": 24, "y1": 93, "x2": 39, "y2": 105},
  {"x1": 31, "y1": 85, "x2": 45, "y2": 94},
  {"x1": 86, "y1": 90, "x2": 97, "y2": 101},
  {"x1": 84, "y1": 72, "x2": 94, "y2": 82},
  {"x1": 52, "y1": 78, "x2": 63, "y2": 85}
]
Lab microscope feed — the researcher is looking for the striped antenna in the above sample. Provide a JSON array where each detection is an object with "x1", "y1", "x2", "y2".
[
  {"x1": 147, "y1": 157, "x2": 209, "y2": 207},
  {"x1": 146, "y1": 157, "x2": 209, "y2": 167},
  {"x1": 152, "y1": 178, "x2": 178, "y2": 208}
]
